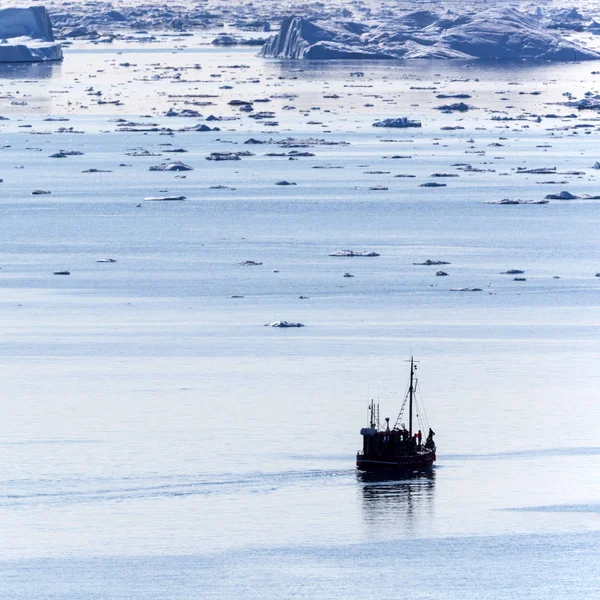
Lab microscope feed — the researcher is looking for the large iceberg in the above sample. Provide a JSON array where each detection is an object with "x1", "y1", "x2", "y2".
[
  {"x1": 0, "y1": 6, "x2": 62, "y2": 63},
  {"x1": 262, "y1": 8, "x2": 600, "y2": 61}
]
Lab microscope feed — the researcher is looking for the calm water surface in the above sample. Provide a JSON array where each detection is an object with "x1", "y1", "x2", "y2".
[{"x1": 0, "y1": 41, "x2": 599, "y2": 598}]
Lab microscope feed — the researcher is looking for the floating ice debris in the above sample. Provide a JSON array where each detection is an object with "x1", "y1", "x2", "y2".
[
  {"x1": 230, "y1": 295, "x2": 244, "y2": 298},
  {"x1": 250, "y1": 111, "x2": 276, "y2": 120},
  {"x1": 239, "y1": 260, "x2": 263, "y2": 266},
  {"x1": 126, "y1": 149, "x2": 162, "y2": 157},
  {"x1": 414, "y1": 260, "x2": 450, "y2": 265},
  {"x1": 450, "y1": 287, "x2": 483, "y2": 292},
  {"x1": 265, "y1": 321, "x2": 305, "y2": 328},
  {"x1": 212, "y1": 34, "x2": 238, "y2": 46},
  {"x1": 502, "y1": 270, "x2": 525, "y2": 275},
  {"x1": 487, "y1": 199, "x2": 549, "y2": 205},
  {"x1": 165, "y1": 108, "x2": 202, "y2": 117},
  {"x1": 514, "y1": 277, "x2": 527, "y2": 281},
  {"x1": 182, "y1": 124, "x2": 219, "y2": 132},
  {"x1": 436, "y1": 271, "x2": 449, "y2": 276},
  {"x1": 144, "y1": 196, "x2": 186, "y2": 201},
  {"x1": 56, "y1": 126, "x2": 83, "y2": 134},
  {"x1": 96, "y1": 259, "x2": 117, "y2": 263},
  {"x1": 206, "y1": 152, "x2": 254, "y2": 161},
  {"x1": 275, "y1": 181, "x2": 296, "y2": 185},
  {"x1": 31, "y1": 190, "x2": 51, "y2": 195},
  {"x1": 53, "y1": 270, "x2": 70, "y2": 275},
  {"x1": 563, "y1": 97, "x2": 600, "y2": 109},
  {"x1": 420, "y1": 182, "x2": 447, "y2": 187},
  {"x1": 372, "y1": 117, "x2": 421, "y2": 129},
  {"x1": 436, "y1": 102, "x2": 471, "y2": 112},
  {"x1": 50, "y1": 150, "x2": 84, "y2": 158},
  {"x1": 149, "y1": 161, "x2": 193, "y2": 171},
  {"x1": 343, "y1": 272, "x2": 354, "y2": 277},
  {"x1": 329, "y1": 250, "x2": 380, "y2": 257},
  {"x1": 277, "y1": 137, "x2": 348, "y2": 148},
  {"x1": 0, "y1": 7, "x2": 63, "y2": 63},
  {"x1": 64, "y1": 25, "x2": 99, "y2": 39},
  {"x1": 437, "y1": 94, "x2": 471, "y2": 99},
  {"x1": 545, "y1": 191, "x2": 578, "y2": 200},
  {"x1": 517, "y1": 167, "x2": 556, "y2": 174},
  {"x1": 266, "y1": 151, "x2": 315, "y2": 158}
]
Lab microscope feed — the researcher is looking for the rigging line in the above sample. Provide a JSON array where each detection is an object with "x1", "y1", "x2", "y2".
[
  {"x1": 414, "y1": 381, "x2": 424, "y2": 433},
  {"x1": 418, "y1": 409, "x2": 427, "y2": 434},
  {"x1": 394, "y1": 388, "x2": 409, "y2": 430},
  {"x1": 417, "y1": 380, "x2": 430, "y2": 429},
  {"x1": 413, "y1": 380, "x2": 428, "y2": 434},
  {"x1": 393, "y1": 385, "x2": 405, "y2": 427}
]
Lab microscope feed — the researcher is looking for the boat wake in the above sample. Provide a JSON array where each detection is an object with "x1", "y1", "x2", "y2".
[{"x1": 0, "y1": 468, "x2": 355, "y2": 508}]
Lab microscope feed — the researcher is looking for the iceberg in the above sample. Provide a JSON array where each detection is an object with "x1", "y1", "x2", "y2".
[
  {"x1": 261, "y1": 8, "x2": 600, "y2": 62},
  {"x1": 0, "y1": 6, "x2": 62, "y2": 63}
]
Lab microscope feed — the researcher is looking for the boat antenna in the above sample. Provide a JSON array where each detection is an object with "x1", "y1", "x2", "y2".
[{"x1": 406, "y1": 356, "x2": 418, "y2": 437}]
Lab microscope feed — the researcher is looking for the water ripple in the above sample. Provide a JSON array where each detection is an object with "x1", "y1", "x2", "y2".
[{"x1": 0, "y1": 468, "x2": 355, "y2": 508}]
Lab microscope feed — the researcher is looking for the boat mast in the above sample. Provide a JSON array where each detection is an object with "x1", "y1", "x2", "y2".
[{"x1": 409, "y1": 356, "x2": 414, "y2": 438}]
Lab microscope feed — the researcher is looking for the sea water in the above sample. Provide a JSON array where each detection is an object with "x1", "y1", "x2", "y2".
[{"x1": 0, "y1": 39, "x2": 599, "y2": 598}]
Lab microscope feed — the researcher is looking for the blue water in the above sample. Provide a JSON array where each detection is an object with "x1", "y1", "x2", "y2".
[{"x1": 0, "y1": 41, "x2": 599, "y2": 598}]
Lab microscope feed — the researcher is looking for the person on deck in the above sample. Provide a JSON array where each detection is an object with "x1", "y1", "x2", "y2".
[{"x1": 425, "y1": 428, "x2": 436, "y2": 449}]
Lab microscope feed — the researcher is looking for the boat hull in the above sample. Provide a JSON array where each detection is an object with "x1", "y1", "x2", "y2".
[{"x1": 356, "y1": 449, "x2": 435, "y2": 472}]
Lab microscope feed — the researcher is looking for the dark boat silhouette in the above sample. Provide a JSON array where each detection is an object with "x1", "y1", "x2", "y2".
[{"x1": 356, "y1": 357, "x2": 436, "y2": 473}]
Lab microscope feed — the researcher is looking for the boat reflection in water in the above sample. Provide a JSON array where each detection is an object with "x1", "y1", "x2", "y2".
[{"x1": 359, "y1": 470, "x2": 436, "y2": 536}]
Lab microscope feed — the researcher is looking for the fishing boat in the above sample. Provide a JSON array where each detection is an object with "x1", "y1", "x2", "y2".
[{"x1": 356, "y1": 357, "x2": 436, "y2": 472}]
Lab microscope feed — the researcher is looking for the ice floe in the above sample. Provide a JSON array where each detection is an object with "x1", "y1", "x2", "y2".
[
  {"x1": 264, "y1": 321, "x2": 305, "y2": 328},
  {"x1": 329, "y1": 250, "x2": 380, "y2": 257}
]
